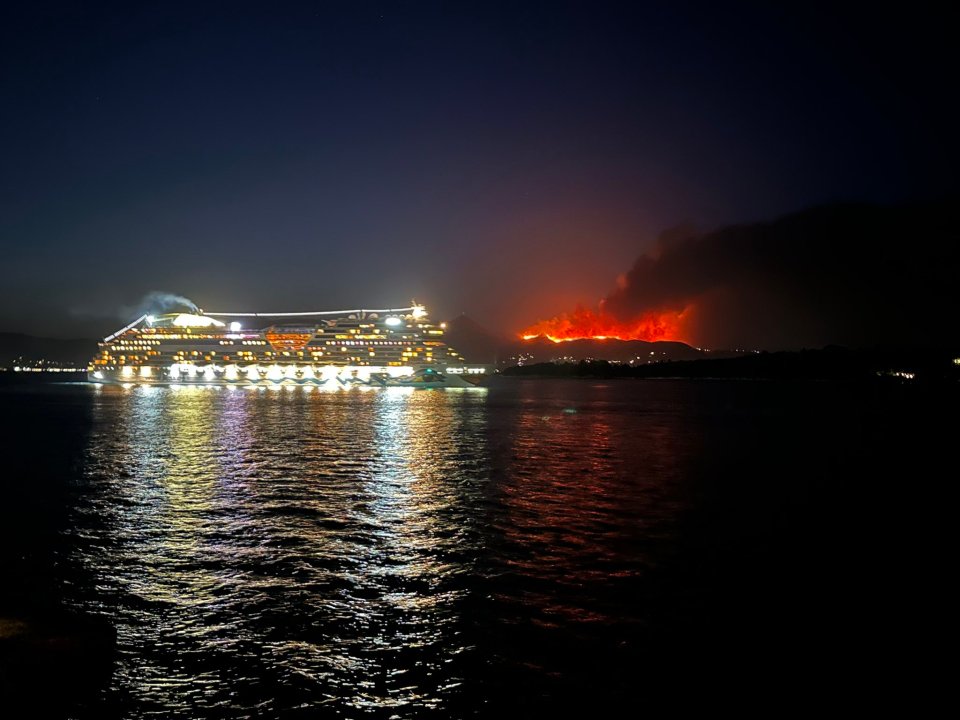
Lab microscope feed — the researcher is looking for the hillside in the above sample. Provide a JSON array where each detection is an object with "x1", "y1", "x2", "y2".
[{"x1": 443, "y1": 314, "x2": 740, "y2": 365}]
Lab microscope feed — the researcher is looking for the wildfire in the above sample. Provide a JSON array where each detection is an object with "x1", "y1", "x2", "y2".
[{"x1": 520, "y1": 305, "x2": 689, "y2": 343}]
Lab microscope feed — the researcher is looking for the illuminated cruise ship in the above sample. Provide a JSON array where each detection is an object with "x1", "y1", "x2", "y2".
[{"x1": 88, "y1": 304, "x2": 488, "y2": 387}]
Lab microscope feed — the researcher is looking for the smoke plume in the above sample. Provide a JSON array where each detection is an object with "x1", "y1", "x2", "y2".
[
  {"x1": 70, "y1": 291, "x2": 199, "y2": 323},
  {"x1": 529, "y1": 200, "x2": 959, "y2": 350},
  {"x1": 125, "y1": 292, "x2": 199, "y2": 319}
]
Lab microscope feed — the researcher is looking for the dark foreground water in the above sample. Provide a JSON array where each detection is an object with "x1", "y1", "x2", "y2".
[{"x1": 0, "y1": 377, "x2": 952, "y2": 716}]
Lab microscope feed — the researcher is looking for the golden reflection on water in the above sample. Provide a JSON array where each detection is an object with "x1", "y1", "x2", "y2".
[
  {"x1": 70, "y1": 384, "x2": 489, "y2": 715},
  {"x1": 365, "y1": 390, "x2": 469, "y2": 594}
]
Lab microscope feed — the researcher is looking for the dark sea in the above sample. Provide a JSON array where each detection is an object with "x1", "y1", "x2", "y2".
[{"x1": 0, "y1": 376, "x2": 951, "y2": 717}]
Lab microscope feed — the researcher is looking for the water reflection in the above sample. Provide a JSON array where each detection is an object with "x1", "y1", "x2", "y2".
[
  {"x1": 493, "y1": 381, "x2": 698, "y2": 604},
  {"x1": 66, "y1": 385, "x2": 490, "y2": 717},
  {"x1": 26, "y1": 376, "x2": 926, "y2": 716},
  {"x1": 475, "y1": 380, "x2": 704, "y2": 704}
]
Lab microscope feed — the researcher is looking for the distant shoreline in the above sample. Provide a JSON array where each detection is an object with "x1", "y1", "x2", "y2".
[
  {"x1": 501, "y1": 347, "x2": 960, "y2": 383},
  {"x1": 3, "y1": 345, "x2": 959, "y2": 387},
  {"x1": 0, "y1": 368, "x2": 86, "y2": 374}
]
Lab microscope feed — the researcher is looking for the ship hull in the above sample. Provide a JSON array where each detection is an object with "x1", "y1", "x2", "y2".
[{"x1": 87, "y1": 365, "x2": 489, "y2": 388}]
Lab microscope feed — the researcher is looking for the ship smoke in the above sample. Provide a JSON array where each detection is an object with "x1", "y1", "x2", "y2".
[{"x1": 125, "y1": 292, "x2": 199, "y2": 319}]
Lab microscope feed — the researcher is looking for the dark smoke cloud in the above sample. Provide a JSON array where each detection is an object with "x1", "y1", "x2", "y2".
[{"x1": 602, "y1": 200, "x2": 959, "y2": 349}]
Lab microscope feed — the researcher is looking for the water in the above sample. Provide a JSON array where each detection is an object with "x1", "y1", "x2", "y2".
[{"x1": 0, "y1": 378, "x2": 951, "y2": 716}]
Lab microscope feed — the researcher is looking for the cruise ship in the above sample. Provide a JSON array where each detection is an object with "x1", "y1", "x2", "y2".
[{"x1": 88, "y1": 304, "x2": 489, "y2": 387}]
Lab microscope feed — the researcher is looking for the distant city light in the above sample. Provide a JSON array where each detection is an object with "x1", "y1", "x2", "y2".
[
  {"x1": 230, "y1": 321, "x2": 241, "y2": 331},
  {"x1": 385, "y1": 317, "x2": 402, "y2": 327}
]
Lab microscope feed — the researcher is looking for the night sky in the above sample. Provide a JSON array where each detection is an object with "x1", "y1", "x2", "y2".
[{"x1": 1, "y1": 2, "x2": 955, "y2": 343}]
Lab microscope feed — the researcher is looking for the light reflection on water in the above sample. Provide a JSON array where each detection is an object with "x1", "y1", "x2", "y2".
[
  {"x1": 59, "y1": 379, "x2": 729, "y2": 718},
  {"x1": 67, "y1": 385, "x2": 492, "y2": 717},
  {"x1": 3, "y1": 376, "x2": 931, "y2": 715},
  {"x1": 493, "y1": 382, "x2": 693, "y2": 626}
]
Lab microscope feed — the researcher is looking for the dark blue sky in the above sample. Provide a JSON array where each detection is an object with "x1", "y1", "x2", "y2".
[{"x1": 1, "y1": 1, "x2": 954, "y2": 337}]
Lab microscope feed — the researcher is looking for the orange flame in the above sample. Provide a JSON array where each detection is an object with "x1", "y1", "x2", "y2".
[{"x1": 520, "y1": 305, "x2": 690, "y2": 343}]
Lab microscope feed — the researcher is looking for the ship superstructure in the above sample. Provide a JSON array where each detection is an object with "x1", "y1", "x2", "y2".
[{"x1": 88, "y1": 304, "x2": 488, "y2": 386}]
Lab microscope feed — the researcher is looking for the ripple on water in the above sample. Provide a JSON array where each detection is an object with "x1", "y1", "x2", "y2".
[{"x1": 57, "y1": 379, "x2": 803, "y2": 717}]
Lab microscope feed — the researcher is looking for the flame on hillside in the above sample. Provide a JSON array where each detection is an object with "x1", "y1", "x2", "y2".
[{"x1": 520, "y1": 304, "x2": 691, "y2": 343}]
